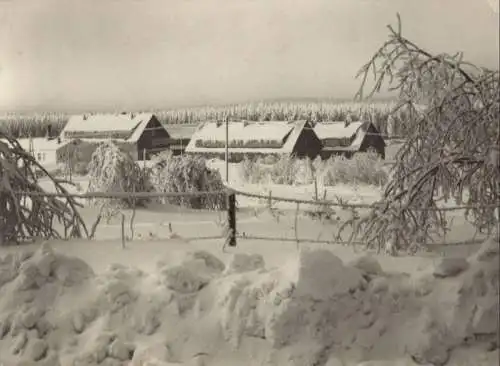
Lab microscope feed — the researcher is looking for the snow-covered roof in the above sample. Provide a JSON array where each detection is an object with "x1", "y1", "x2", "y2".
[
  {"x1": 313, "y1": 121, "x2": 364, "y2": 140},
  {"x1": 316, "y1": 121, "x2": 385, "y2": 152},
  {"x1": 194, "y1": 121, "x2": 295, "y2": 142},
  {"x1": 0, "y1": 137, "x2": 70, "y2": 152},
  {"x1": 61, "y1": 113, "x2": 157, "y2": 142},
  {"x1": 164, "y1": 124, "x2": 197, "y2": 140},
  {"x1": 185, "y1": 120, "x2": 311, "y2": 154}
]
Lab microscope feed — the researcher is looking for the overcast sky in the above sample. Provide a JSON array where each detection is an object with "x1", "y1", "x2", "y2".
[{"x1": 0, "y1": 0, "x2": 498, "y2": 112}]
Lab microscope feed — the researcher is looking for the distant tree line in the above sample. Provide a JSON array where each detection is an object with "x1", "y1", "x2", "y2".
[{"x1": 0, "y1": 101, "x2": 413, "y2": 139}]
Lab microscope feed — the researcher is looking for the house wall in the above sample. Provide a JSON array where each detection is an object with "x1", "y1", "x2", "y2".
[
  {"x1": 169, "y1": 138, "x2": 191, "y2": 156},
  {"x1": 137, "y1": 116, "x2": 171, "y2": 160},
  {"x1": 32, "y1": 150, "x2": 57, "y2": 165},
  {"x1": 12, "y1": 138, "x2": 59, "y2": 167},
  {"x1": 118, "y1": 142, "x2": 138, "y2": 160},
  {"x1": 321, "y1": 135, "x2": 356, "y2": 148}
]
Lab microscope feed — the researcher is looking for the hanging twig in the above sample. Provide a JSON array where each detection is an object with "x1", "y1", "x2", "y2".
[
  {"x1": 89, "y1": 202, "x2": 108, "y2": 240},
  {"x1": 129, "y1": 185, "x2": 137, "y2": 241},
  {"x1": 0, "y1": 133, "x2": 88, "y2": 245}
]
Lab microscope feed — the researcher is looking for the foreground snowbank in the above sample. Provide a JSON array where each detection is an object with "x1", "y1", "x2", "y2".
[{"x1": 0, "y1": 238, "x2": 498, "y2": 366}]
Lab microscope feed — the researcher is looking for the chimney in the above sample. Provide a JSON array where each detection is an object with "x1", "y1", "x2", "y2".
[{"x1": 344, "y1": 114, "x2": 352, "y2": 127}]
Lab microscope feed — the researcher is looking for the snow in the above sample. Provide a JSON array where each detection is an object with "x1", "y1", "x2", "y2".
[
  {"x1": 164, "y1": 124, "x2": 202, "y2": 140},
  {"x1": 191, "y1": 121, "x2": 295, "y2": 144},
  {"x1": 313, "y1": 121, "x2": 364, "y2": 140},
  {"x1": 1, "y1": 158, "x2": 497, "y2": 365},
  {"x1": 62, "y1": 113, "x2": 154, "y2": 142},
  {"x1": 486, "y1": 0, "x2": 499, "y2": 13},
  {"x1": 185, "y1": 121, "x2": 309, "y2": 154},
  {"x1": 0, "y1": 237, "x2": 497, "y2": 365}
]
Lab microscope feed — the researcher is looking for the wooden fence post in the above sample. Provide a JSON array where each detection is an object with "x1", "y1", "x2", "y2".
[
  {"x1": 314, "y1": 179, "x2": 318, "y2": 201},
  {"x1": 227, "y1": 192, "x2": 237, "y2": 247}
]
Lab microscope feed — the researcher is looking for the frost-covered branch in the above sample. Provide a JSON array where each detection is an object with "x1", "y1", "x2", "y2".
[{"x1": 350, "y1": 14, "x2": 500, "y2": 254}]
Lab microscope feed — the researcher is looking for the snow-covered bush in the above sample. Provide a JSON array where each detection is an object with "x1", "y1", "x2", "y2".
[
  {"x1": 150, "y1": 153, "x2": 226, "y2": 210},
  {"x1": 269, "y1": 155, "x2": 300, "y2": 185},
  {"x1": 56, "y1": 139, "x2": 97, "y2": 174},
  {"x1": 57, "y1": 161, "x2": 89, "y2": 178},
  {"x1": 312, "y1": 156, "x2": 323, "y2": 174},
  {"x1": 260, "y1": 154, "x2": 279, "y2": 165},
  {"x1": 319, "y1": 152, "x2": 388, "y2": 187},
  {"x1": 73, "y1": 161, "x2": 89, "y2": 176},
  {"x1": 87, "y1": 141, "x2": 150, "y2": 208},
  {"x1": 239, "y1": 155, "x2": 306, "y2": 185},
  {"x1": 238, "y1": 153, "x2": 385, "y2": 187},
  {"x1": 239, "y1": 156, "x2": 261, "y2": 183},
  {"x1": 293, "y1": 158, "x2": 315, "y2": 185},
  {"x1": 239, "y1": 156, "x2": 272, "y2": 184}
]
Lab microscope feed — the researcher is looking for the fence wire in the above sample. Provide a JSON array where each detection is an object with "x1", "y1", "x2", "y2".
[
  {"x1": 230, "y1": 189, "x2": 499, "y2": 252},
  {"x1": 9, "y1": 187, "x2": 499, "y2": 251},
  {"x1": 10, "y1": 189, "x2": 229, "y2": 245}
]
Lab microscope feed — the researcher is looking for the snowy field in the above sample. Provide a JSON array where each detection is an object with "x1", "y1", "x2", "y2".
[{"x1": 0, "y1": 158, "x2": 498, "y2": 366}]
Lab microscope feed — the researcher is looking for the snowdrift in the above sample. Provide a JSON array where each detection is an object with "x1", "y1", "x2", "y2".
[{"x1": 0, "y1": 238, "x2": 498, "y2": 366}]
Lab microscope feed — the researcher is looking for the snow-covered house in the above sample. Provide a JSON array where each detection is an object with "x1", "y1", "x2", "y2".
[
  {"x1": 59, "y1": 113, "x2": 170, "y2": 160},
  {"x1": 185, "y1": 120, "x2": 322, "y2": 161},
  {"x1": 313, "y1": 121, "x2": 386, "y2": 159}
]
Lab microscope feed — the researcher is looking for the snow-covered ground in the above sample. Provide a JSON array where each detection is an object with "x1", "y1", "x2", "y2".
[
  {"x1": 1, "y1": 159, "x2": 498, "y2": 365},
  {"x1": 0, "y1": 235, "x2": 497, "y2": 365}
]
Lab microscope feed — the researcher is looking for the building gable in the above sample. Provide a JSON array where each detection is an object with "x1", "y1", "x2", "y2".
[{"x1": 292, "y1": 121, "x2": 322, "y2": 158}]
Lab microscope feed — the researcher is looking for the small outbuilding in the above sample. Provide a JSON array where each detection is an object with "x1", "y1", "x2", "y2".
[
  {"x1": 314, "y1": 121, "x2": 386, "y2": 159},
  {"x1": 185, "y1": 120, "x2": 322, "y2": 162}
]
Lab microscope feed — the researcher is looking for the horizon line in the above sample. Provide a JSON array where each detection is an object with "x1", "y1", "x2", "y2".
[{"x1": 0, "y1": 96, "x2": 399, "y2": 115}]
